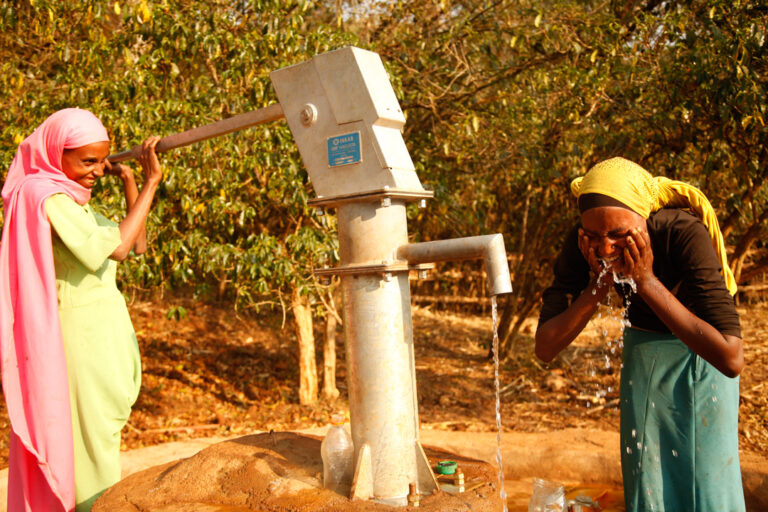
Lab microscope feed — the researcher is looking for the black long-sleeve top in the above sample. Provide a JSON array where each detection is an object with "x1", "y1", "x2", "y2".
[{"x1": 538, "y1": 208, "x2": 741, "y2": 337}]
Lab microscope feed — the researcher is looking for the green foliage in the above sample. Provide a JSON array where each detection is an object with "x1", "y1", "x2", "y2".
[
  {"x1": 0, "y1": 0, "x2": 354, "y2": 309},
  {"x1": 1, "y1": 0, "x2": 766, "y2": 324},
  {"x1": 339, "y1": 0, "x2": 767, "y2": 351},
  {"x1": 166, "y1": 304, "x2": 188, "y2": 321}
]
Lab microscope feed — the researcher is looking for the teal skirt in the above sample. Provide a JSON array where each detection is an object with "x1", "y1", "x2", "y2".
[{"x1": 620, "y1": 328, "x2": 745, "y2": 512}]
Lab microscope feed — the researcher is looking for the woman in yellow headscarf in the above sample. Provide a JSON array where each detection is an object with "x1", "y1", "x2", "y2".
[{"x1": 535, "y1": 157, "x2": 745, "y2": 512}]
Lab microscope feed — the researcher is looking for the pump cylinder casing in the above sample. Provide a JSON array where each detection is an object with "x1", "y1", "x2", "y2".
[
  {"x1": 337, "y1": 202, "x2": 408, "y2": 265},
  {"x1": 337, "y1": 201, "x2": 420, "y2": 505}
]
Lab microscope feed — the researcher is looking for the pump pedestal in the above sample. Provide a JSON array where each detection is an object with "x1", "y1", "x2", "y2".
[
  {"x1": 271, "y1": 46, "x2": 512, "y2": 506},
  {"x1": 92, "y1": 432, "x2": 504, "y2": 511}
]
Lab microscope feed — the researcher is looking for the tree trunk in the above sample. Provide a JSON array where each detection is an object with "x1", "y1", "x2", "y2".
[
  {"x1": 291, "y1": 287, "x2": 318, "y2": 405},
  {"x1": 721, "y1": 169, "x2": 766, "y2": 238},
  {"x1": 738, "y1": 255, "x2": 768, "y2": 284},
  {"x1": 499, "y1": 297, "x2": 538, "y2": 360},
  {"x1": 730, "y1": 209, "x2": 768, "y2": 284},
  {"x1": 322, "y1": 309, "x2": 340, "y2": 400},
  {"x1": 489, "y1": 295, "x2": 515, "y2": 359}
]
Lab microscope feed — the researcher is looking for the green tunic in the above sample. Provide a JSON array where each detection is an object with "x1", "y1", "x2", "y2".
[
  {"x1": 45, "y1": 194, "x2": 142, "y2": 512},
  {"x1": 621, "y1": 328, "x2": 744, "y2": 512}
]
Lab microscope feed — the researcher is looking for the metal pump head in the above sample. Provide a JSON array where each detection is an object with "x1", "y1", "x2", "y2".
[{"x1": 270, "y1": 46, "x2": 427, "y2": 199}]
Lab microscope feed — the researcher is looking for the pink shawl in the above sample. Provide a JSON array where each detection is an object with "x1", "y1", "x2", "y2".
[{"x1": 0, "y1": 108, "x2": 109, "y2": 511}]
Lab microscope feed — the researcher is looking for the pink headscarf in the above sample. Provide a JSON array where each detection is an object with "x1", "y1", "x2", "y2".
[{"x1": 1, "y1": 108, "x2": 109, "y2": 511}]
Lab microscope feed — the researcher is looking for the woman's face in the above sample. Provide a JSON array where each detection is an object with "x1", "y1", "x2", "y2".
[
  {"x1": 580, "y1": 206, "x2": 646, "y2": 270},
  {"x1": 61, "y1": 141, "x2": 110, "y2": 188}
]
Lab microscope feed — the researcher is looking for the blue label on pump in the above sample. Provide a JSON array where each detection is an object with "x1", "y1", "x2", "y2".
[{"x1": 327, "y1": 132, "x2": 362, "y2": 167}]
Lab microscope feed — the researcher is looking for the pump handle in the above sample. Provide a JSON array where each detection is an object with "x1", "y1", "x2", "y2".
[{"x1": 108, "y1": 103, "x2": 285, "y2": 163}]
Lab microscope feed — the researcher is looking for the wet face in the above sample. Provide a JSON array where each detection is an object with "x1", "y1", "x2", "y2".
[
  {"x1": 580, "y1": 206, "x2": 646, "y2": 270},
  {"x1": 61, "y1": 141, "x2": 110, "y2": 188}
]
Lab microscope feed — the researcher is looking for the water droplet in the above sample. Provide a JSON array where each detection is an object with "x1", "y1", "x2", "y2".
[
  {"x1": 672, "y1": 449, "x2": 678, "y2": 457},
  {"x1": 632, "y1": 429, "x2": 637, "y2": 438},
  {"x1": 637, "y1": 442, "x2": 642, "y2": 450},
  {"x1": 651, "y1": 401, "x2": 656, "y2": 408},
  {"x1": 712, "y1": 396, "x2": 718, "y2": 403},
  {"x1": 626, "y1": 447, "x2": 632, "y2": 454}
]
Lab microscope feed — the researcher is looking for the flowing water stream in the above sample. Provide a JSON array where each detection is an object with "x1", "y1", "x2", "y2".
[
  {"x1": 493, "y1": 270, "x2": 637, "y2": 511},
  {"x1": 491, "y1": 296, "x2": 509, "y2": 511}
]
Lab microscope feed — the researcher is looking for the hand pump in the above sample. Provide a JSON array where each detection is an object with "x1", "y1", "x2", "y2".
[{"x1": 112, "y1": 46, "x2": 512, "y2": 507}]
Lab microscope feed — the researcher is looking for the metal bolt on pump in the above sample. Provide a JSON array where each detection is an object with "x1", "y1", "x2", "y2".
[
  {"x1": 407, "y1": 483, "x2": 420, "y2": 507},
  {"x1": 300, "y1": 103, "x2": 318, "y2": 126}
]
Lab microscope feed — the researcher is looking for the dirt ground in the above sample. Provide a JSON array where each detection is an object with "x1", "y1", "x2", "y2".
[
  {"x1": 94, "y1": 431, "x2": 505, "y2": 512},
  {"x1": 0, "y1": 293, "x2": 765, "y2": 468}
]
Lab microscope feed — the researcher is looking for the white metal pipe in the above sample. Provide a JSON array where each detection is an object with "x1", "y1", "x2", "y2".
[
  {"x1": 107, "y1": 103, "x2": 285, "y2": 162},
  {"x1": 396, "y1": 234, "x2": 513, "y2": 296},
  {"x1": 337, "y1": 200, "x2": 425, "y2": 505},
  {"x1": 342, "y1": 272, "x2": 418, "y2": 505}
]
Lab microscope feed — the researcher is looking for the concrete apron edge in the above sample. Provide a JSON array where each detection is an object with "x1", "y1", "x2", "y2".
[{"x1": 0, "y1": 427, "x2": 764, "y2": 511}]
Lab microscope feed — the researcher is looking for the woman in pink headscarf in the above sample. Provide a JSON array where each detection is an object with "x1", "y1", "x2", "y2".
[{"x1": 0, "y1": 108, "x2": 163, "y2": 511}]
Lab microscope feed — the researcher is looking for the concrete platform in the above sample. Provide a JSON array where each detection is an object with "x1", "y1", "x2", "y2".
[{"x1": 0, "y1": 428, "x2": 765, "y2": 510}]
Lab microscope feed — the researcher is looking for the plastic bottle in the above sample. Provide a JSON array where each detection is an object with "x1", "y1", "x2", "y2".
[
  {"x1": 321, "y1": 413, "x2": 354, "y2": 494},
  {"x1": 528, "y1": 477, "x2": 565, "y2": 512}
]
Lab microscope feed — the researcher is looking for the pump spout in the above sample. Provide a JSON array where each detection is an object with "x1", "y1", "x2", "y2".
[{"x1": 397, "y1": 234, "x2": 512, "y2": 296}]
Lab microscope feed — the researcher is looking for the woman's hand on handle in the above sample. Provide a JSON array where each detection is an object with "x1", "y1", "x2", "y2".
[
  {"x1": 104, "y1": 160, "x2": 133, "y2": 182},
  {"x1": 111, "y1": 136, "x2": 163, "y2": 261},
  {"x1": 104, "y1": 158, "x2": 145, "y2": 254},
  {"x1": 138, "y1": 136, "x2": 163, "y2": 187}
]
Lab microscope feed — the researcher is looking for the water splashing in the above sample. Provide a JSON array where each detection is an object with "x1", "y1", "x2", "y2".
[
  {"x1": 491, "y1": 296, "x2": 508, "y2": 511},
  {"x1": 587, "y1": 264, "x2": 638, "y2": 418},
  {"x1": 592, "y1": 264, "x2": 613, "y2": 294},
  {"x1": 612, "y1": 271, "x2": 637, "y2": 294}
]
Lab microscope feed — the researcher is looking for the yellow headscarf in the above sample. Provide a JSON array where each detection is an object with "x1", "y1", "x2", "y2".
[{"x1": 570, "y1": 157, "x2": 737, "y2": 295}]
